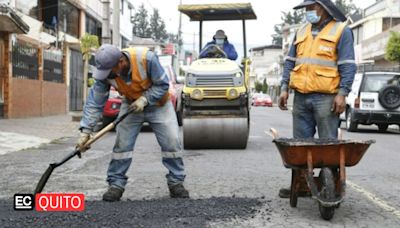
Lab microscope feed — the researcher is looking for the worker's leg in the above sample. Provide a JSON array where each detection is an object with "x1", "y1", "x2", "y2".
[
  {"x1": 106, "y1": 102, "x2": 144, "y2": 189},
  {"x1": 146, "y1": 102, "x2": 186, "y2": 186},
  {"x1": 312, "y1": 93, "x2": 339, "y2": 139},
  {"x1": 292, "y1": 92, "x2": 316, "y2": 138}
]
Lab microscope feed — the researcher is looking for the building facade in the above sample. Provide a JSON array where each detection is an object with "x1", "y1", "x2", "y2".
[
  {"x1": 0, "y1": 0, "x2": 135, "y2": 118},
  {"x1": 249, "y1": 45, "x2": 282, "y2": 101},
  {"x1": 350, "y1": 0, "x2": 400, "y2": 68}
]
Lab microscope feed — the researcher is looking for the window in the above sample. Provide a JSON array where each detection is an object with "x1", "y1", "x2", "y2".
[
  {"x1": 121, "y1": 0, "x2": 124, "y2": 15},
  {"x1": 58, "y1": 0, "x2": 80, "y2": 38},
  {"x1": 86, "y1": 14, "x2": 102, "y2": 39},
  {"x1": 41, "y1": 0, "x2": 80, "y2": 37},
  {"x1": 14, "y1": 0, "x2": 39, "y2": 19},
  {"x1": 362, "y1": 74, "x2": 400, "y2": 92},
  {"x1": 121, "y1": 36, "x2": 129, "y2": 48}
]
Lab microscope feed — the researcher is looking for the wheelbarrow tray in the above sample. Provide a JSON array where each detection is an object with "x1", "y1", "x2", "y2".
[{"x1": 273, "y1": 138, "x2": 375, "y2": 169}]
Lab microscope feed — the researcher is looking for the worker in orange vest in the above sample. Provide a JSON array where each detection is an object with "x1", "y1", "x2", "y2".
[
  {"x1": 278, "y1": 0, "x2": 356, "y2": 198},
  {"x1": 77, "y1": 44, "x2": 189, "y2": 201}
]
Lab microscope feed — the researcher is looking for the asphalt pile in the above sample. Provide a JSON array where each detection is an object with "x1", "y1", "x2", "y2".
[{"x1": 0, "y1": 197, "x2": 262, "y2": 227}]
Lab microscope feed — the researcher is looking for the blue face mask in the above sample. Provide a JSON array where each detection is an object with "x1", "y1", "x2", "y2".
[
  {"x1": 215, "y1": 39, "x2": 224, "y2": 46},
  {"x1": 306, "y1": 10, "x2": 321, "y2": 24}
]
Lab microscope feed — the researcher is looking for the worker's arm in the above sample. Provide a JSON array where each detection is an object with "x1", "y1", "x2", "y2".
[
  {"x1": 225, "y1": 43, "x2": 238, "y2": 60},
  {"x1": 337, "y1": 27, "x2": 357, "y2": 96},
  {"x1": 280, "y1": 40, "x2": 297, "y2": 92},
  {"x1": 199, "y1": 42, "x2": 214, "y2": 58},
  {"x1": 142, "y1": 52, "x2": 170, "y2": 106},
  {"x1": 79, "y1": 79, "x2": 111, "y2": 133}
]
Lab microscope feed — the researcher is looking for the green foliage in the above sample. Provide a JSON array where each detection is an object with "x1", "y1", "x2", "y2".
[
  {"x1": 262, "y1": 78, "x2": 268, "y2": 94},
  {"x1": 88, "y1": 78, "x2": 95, "y2": 87},
  {"x1": 132, "y1": 4, "x2": 151, "y2": 38},
  {"x1": 272, "y1": 10, "x2": 305, "y2": 46},
  {"x1": 149, "y1": 8, "x2": 168, "y2": 42},
  {"x1": 80, "y1": 33, "x2": 99, "y2": 61},
  {"x1": 271, "y1": 0, "x2": 362, "y2": 45},
  {"x1": 255, "y1": 81, "x2": 263, "y2": 93},
  {"x1": 385, "y1": 31, "x2": 400, "y2": 64},
  {"x1": 335, "y1": 0, "x2": 358, "y2": 15},
  {"x1": 132, "y1": 4, "x2": 170, "y2": 43}
]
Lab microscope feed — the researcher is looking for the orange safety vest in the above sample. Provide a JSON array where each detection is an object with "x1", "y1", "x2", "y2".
[
  {"x1": 289, "y1": 20, "x2": 347, "y2": 94},
  {"x1": 114, "y1": 47, "x2": 169, "y2": 106}
]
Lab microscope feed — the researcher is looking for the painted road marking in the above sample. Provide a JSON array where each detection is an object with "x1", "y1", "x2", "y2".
[{"x1": 348, "y1": 181, "x2": 400, "y2": 219}]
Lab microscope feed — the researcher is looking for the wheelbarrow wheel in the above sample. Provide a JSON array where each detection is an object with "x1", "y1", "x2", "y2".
[{"x1": 318, "y1": 168, "x2": 335, "y2": 220}]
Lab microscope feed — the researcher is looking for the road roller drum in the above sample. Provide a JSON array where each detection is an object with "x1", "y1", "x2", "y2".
[{"x1": 183, "y1": 117, "x2": 249, "y2": 149}]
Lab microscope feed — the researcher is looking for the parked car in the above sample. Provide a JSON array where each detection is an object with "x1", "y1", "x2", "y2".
[
  {"x1": 340, "y1": 71, "x2": 400, "y2": 132},
  {"x1": 101, "y1": 86, "x2": 122, "y2": 127},
  {"x1": 162, "y1": 64, "x2": 183, "y2": 126},
  {"x1": 252, "y1": 94, "x2": 273, "y2": 107}
]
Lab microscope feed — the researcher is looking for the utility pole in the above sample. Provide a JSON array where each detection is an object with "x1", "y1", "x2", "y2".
[
  {"x1": 177, "y1": 0, "x2": 183, "y2": 65},
  {"x1": 102, "y1": 0, "x2": 111, "y2": 44},
  {"x1": 112, "y1": 0, "x2": 120, "y2": 47}
]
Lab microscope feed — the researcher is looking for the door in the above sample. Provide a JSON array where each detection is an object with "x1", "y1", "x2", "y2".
[{"x1": 69, "y1": 49, "x2": 84, "y2": 111}]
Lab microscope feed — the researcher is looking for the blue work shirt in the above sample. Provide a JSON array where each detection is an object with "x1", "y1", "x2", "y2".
[
  {"x1": 199, "y1": 41, "x2": 238, "y2": 60},
  {"x1": 281, "y1": 18, "x2": 356, "y2": 96},
  {"x1": 79, "y1": 51, "x2": 169, "y2": 133}
]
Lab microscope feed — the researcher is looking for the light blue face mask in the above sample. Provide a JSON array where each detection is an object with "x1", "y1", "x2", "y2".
[
  {"x1": 306, "y1": 10, "x2": 321, "y2": 24},
  {"x1": 215, "y1": 39, "x2": 224, "y2": 46}
]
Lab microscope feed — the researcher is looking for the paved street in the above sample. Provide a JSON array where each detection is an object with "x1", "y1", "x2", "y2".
[{"x1": 0, "y1": 107, "x2": 400, "y2": 227}]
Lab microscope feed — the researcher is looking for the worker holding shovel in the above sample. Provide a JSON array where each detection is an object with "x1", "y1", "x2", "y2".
[{"x1": 77, "y1": 44, "x2": 189, "y2": 201}]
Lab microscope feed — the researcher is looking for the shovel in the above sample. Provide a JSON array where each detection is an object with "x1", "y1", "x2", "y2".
[{"x1": 34, "y1": 108, "x2": 134, "y2": 194}]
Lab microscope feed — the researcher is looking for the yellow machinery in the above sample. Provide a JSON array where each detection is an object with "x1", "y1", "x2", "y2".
[{"x1": 178, "y1": 3, "x2": 256, "y2": 149}]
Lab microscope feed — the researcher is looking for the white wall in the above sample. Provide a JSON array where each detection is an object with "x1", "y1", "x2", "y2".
[{"x1": 109, "y1": 0, "x2": 134, "y2": 46}]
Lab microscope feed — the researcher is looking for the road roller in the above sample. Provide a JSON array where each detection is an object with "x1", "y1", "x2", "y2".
[{"x1": 178, "y1": 3, "x2": 257, "y2": 149}]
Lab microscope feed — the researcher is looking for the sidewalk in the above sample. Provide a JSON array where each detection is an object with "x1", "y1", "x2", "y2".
[{"x1": 0, "y1": 115, "x2": 80, "y2": 155}]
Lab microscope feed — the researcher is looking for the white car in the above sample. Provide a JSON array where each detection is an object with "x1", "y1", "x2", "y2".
[{"x1": 341, "y1": 71, "x2": 400, "y2": 132}]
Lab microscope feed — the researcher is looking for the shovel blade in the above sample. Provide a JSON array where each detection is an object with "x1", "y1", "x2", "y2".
[{"x1": 34, "y1": 165, "x2": 55, "y2": 194}]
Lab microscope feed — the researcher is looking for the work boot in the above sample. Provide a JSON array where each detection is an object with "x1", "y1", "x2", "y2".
[
  {"x1": 168, "y1": 184, "x2": 189, "y2": 198},
  {"x1": 102, "y1": 186, "x2": 124, "y2": 202},
  {"x1": 278, "y1": 187, "x2": 311, "y2": 198}
]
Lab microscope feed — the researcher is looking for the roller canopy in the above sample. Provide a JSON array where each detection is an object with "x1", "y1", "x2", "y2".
[{"x1": 178, "y1": 3, "x2": 257, "y2": 21}]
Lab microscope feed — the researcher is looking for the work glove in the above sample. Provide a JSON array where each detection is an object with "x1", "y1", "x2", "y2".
[
  {"x1": 76, "y1": 132, "x2": 91, "y2": 153},
  {"x1": 129, "y1": 96, "x2": 148, "y2": 112}
]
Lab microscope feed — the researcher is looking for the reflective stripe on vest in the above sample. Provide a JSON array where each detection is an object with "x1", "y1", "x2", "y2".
[
  {"x1": 295, "y1": 57, "x2": 337, "y2": 68},
  {"x1": 289, "y1": 20, "x2": 347, "y2": 94},
  {"x1": 114, "y1": 47, "x2": 169, "y2": 106}
]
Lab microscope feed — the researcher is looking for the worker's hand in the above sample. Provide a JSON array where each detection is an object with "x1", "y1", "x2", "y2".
[
  {"x1": 331, "y1": 95, "x2": 346, "y2": 115},
  {"x1": 76, "y1": 132, "x2": 91, "y2": 153},
  {"x1": 278, "y1": 91, "x2": 289, "y2": 110},
  {"x1": 129, "y1": 96, "x2": 148, "y2": 112}
]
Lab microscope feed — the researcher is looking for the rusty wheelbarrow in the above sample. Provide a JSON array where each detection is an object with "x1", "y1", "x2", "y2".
[{"x1": 269, "y1": 129, "x2": 375, "y2": 220}]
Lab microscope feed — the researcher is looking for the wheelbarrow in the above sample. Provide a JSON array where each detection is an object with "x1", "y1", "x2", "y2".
[{"x1": 269, "y1": 129, "x2": 375, "y2": 220}]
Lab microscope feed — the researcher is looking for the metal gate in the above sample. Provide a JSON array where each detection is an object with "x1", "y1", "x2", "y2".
[{"x1": 69, "y1": 49, "x2": 83, "y2": 111}]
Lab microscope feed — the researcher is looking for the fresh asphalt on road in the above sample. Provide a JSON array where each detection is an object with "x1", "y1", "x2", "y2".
[{"x1": 0, "y1": 107, "x2": 399, "y2": 227}]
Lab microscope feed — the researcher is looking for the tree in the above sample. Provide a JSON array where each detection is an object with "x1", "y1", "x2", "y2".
[
  {"x1": 385, "y1": 31, "x2": 400, "y2": 65},
  {"x1": 271, "y1": 10, "x2": 305, "y2": 45},
  {"x1": 132, "y1": 4, "x2": 151, "y2": 38},
  {"x1": 149, "y1": 8, "x2": 168, "y2": 42},
  {"x1": 335, "y1": 0, "x2": 358, "y2": 16},
  {"x1": 262, "y1": 78, "x2": 268, "y2": 94},
  {"x1": 255, "y1": 81, "x2": 263, "y2": 93},
  {"x1": 80, "y1": 33, "x2": 99, "y2": 101}
]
